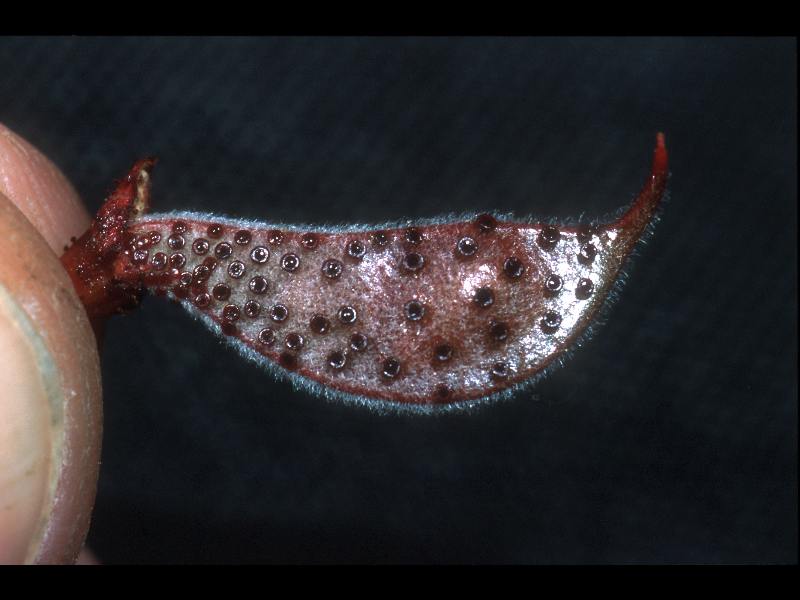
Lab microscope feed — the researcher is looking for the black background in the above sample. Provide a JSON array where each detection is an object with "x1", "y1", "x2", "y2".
[{"x1": 0, "y1": 37, "x2": 795, "y2": 564}]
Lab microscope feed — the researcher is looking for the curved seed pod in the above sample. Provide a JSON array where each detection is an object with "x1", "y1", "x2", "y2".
[{"x1": 62, "y1": 134, "x2": 668, "y2": 410}]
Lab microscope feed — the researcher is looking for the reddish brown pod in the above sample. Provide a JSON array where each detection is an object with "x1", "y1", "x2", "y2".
[
  {"x1": 60, "y1": 158, "x2": 156, "y2": 330},
  {"x1": 61, "y1": 134, "x2": 668, "y2": 410}
]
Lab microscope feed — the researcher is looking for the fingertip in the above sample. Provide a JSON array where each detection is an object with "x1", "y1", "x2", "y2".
[
  {"x1": 0, "y1": 122, "x2": 90, "y2": 255},
  {"x1": 0, "y1": 129, "x2": 102, "y2": 564}
]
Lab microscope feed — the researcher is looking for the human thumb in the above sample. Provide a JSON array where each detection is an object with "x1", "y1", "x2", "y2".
[{"x1": 0, "y1": 123, "x2": 102, "y2": 564}]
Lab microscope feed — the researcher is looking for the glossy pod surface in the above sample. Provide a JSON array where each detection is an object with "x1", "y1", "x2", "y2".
[{"x1": 62, "y1": 135, "x2": 668, "y2": 409}]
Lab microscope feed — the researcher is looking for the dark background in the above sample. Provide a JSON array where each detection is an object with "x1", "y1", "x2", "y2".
[{"x1": 0, "y1": 37, "x2": 795, "y2": 564}]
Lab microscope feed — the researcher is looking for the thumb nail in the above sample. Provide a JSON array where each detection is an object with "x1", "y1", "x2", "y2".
[{"x1": 0, "y1": 285, "x2": 61, "y2": 563}]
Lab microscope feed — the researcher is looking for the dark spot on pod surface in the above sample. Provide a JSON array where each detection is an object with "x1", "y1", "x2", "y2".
[
  {"x1": 434, "y1": 384, "x2": 451, "y2": 400},
  {"x1": 321, "y1": 259, "x2": 343, "y2": 279},
  {"x1": 309, "y1": 314, "x2": 331, "y2": 334},
  {"x1": 402, "y1": 252, "x2": 425, "y2": 272},
  {"x1": 257, "y1": 328, "x2": 275, "y2": 346},
  {"x1": 503, "y1": 257, "x2": 525, "y2": 279},
  {"x1": 167, "y1": 234, "x2": 185, "y2": 250},
  {"x1": 575, "y1": 277, "x2": 595, "y2": 300},
  {"x1": 244, "y1": 300, "x2": 261, "y2": 318},
  {"x1": 433, "y1": 344, "x2": 453, "y2": 363},
  {"x1": 338, "y1": 305, "x2": 357, "y2": 324},
  {"x1": 222, "y1": 304, "x2": 241, "y2": 322},
  {"x1": 214, "y1": 242, "x2": 232, "y2": 260},
  {"x1": 327, "y1": 350, "x2": 347, "y2": 370},
  {"x1": 285, "y1": 332, "x2": 305, "y2": 351},
  {"x1": 132, "y1": 235, "x2": 151, "y2": 251},
  {"x1": 189, "y1": 282, "x2": 208, "y2": 296},
  {"x1": 279, "y1": 351, "x2": 297, "y2": 370},
  {"x1": 281, "y1": 253, "x2": 300, "y2": 272},
  {"x1": 234, "y1": 230, "x2": 252, "y2": 245},
  {"x1": 178, "y1": 271, "x2": 193, "y2": 286},
  {"x1": 190, "y1": 281, "x2": 207, "y2": 297},
  {"x1": 404, "y1": 227, "x2": 423, "y2": 245},
  {"x1": 456, "y1": 237, "x2": 478, "y2": 257},
  {"x1": 475, "y1": 214, "x2": 497, "y2": 233},
  {"x1": 169, "y1": 253, "x2": 186, "y2": 269},
  {"x1": 270, "y1": 304, "x2": 288, "y2": 322},
  {"x1": 544, "y1": 274, "x2": 563, "y2": 295},
  {"x1": 192, "y1": 238, "x2": 210, "y2": 255},
  {"x1": 491, "y1": 362, "x2": 509, "y2": 380},
  {"x1": 211, "y1": 283, "x2": 231, "y2": 300},
  {"x1": 372, "y1": 231, "x2": 389, "y2": 247},
  {"x1": 382, "y1": 357, "x2": 401, "y2": 379},
  {"x1": 489, "y1": 320, "x2": 509, "y2": 342},
  {"x1": 151, "y1": 252, "x2": 167, "y2": 270},
  {"x1": 350, "y1": 332, "x2": 368, "y2": 352},
  {"x1": 301, "y1": 233, "x2": 318, "y2": 250},
  {"x1": 538, "y1": 225, "x2": 561, "y2": 250},
  {"x1": 473, "y1": 287, "x2": 494, "y2": 308},
  {"x1": 148, "y1": 231, "x2": 162, "y2": 245},
  {"x1": 577, "y1": 223, "x2": 598, "y2": 244},
  {"x1": 193, "y1": 264, "x2": 211, "y2": 283},
  {"x1": 228, "y1": 260, "x2": 246, "y2": 279},
  {"x1": 221, "y1": 322, "x2": 238, "y2": 337},
  {"x1": 346, "y1": 240, "x2": 366, "y2": 260},
  {"x1": 207, "y1": 224, "x2": 224, "y2": 239},
  {"x1": 172, "y1": 284, "x2": 190, "y2": 300},
  {"x1": 131, "y1": 248, "x2": 148, "y2": 265},
  {"x1": 267, "y1": 230, "x2": 283, "y2": 245},
  {"x1": 578, "y1": 243, "x2": 597, "y2": 264},
  {"x1": 540, "y1": 311, "x2": 562, "y2": 334},
  {"x1": 171, "y1": 221, "x2": 187, "y2": 234},
  {"x1": 194, "y1": 293, "x2": 211, "y2": 309},
  {"x1": 250, "y1": 246, "x2": 269, "y2": 264},
  {"x1": 404, "y1": 300, "x2": 425, "y2": 321},
  {"x1": 249, "y1": 276, "x2": 269, "y2": 295},
  {"x1": 202, "y1": 256, "x2": 218, "y2": 271}
]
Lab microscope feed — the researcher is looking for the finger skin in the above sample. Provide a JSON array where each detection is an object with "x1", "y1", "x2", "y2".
[
  {"x1": 0, "y1": 124, "x2": 102, "y2": 564},
  {"x1": 0, "y1": 124, "x2": 91, "y2": 255}
]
